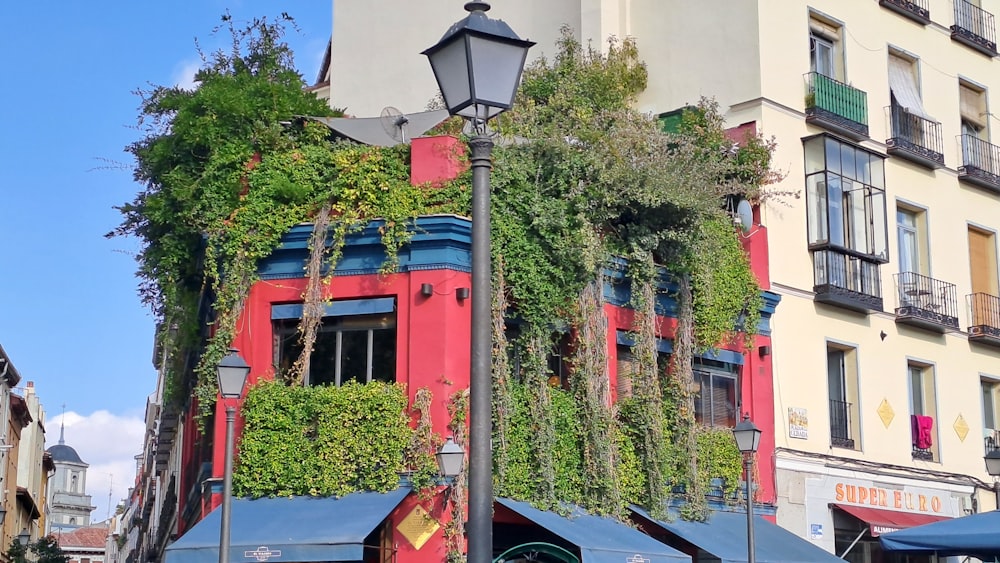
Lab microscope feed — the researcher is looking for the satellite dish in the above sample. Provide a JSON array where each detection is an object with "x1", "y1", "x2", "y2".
[
  {"x1": 735, "y1": 198, "x2": 754, "y2": 234},
  {"x1": 380, "y1": 106, "x2": 409, "y2": 144}
]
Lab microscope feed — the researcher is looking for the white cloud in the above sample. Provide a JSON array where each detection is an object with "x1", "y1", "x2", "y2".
[
  {"x1": 172, "y1": 60, "x2": 202, "y2": 90},
  {"x1": 47, "y1": 411, "x2": 145, "y2": 523}
]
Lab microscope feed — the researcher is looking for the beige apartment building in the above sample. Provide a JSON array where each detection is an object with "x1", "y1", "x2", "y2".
[{"x1": 328, "y1": 0, "x2": 1000, "y2": 559}]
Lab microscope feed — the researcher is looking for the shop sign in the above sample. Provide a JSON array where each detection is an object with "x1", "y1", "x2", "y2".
[{"x1": 834, "y1": 481, "x2": 944, "y2": 514}]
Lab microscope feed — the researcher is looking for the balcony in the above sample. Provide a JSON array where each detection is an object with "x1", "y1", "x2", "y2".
[
  {"x1": 804, "y1": 72, "x2": 869, "y2": 140},
  {"x1": 880, "y1": 0, "x2": 931, "y2": 25},
  {"x1": 986, "y1": 429, "x2": 1000, "y2": 453},
  {"x1": 813, "y1": 249, "x2": 883, "y2": 313},
  {"x1": 969, "y1": 292, "x2": 1000, "y2": 346},
  {"x1": 959, "y1": 134, "x2": 1000, "y2": 193},
  {"x1": 830, "y1": 399, "x2": 855, "y2": 449},
  {"x1": 886, "y1": 104, "x2": 945, "y2": 169},
  {"x1": 952, "y1": 0, "x2": 998, "y2": 57},
  {"x1": 893, "y1": 272, "x2": 959, "y2": 332}
]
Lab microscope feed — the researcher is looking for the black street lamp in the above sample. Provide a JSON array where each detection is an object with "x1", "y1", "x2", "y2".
[
  {"x1": 423, "y1": 4, "x2": 533, "y2": 563},
  {"x1": 984, "y1": 448, "x2": 1000, "y2": 508},
  {"x1": 216, "y1": 349, "x2": 250, "y2": 563},
  {"x1": 16, "y1": 528, "x2": 29, "y2": 547},
  {"x1": 733, "y1": 414, "x2": 762, "y2": 563}
]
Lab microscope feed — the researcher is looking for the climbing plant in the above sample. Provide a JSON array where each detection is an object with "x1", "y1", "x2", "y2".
[{"x1": 115, "y1": 16, "x2": 779, "y2": 526}]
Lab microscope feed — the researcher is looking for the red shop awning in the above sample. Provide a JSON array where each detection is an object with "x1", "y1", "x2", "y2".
[{"x1": 833, "y1": 503, "x2": 950, "y2": 536}]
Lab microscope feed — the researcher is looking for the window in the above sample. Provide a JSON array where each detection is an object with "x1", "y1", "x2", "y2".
[
  {"x1": 809, "y1": 15, "x2": 843, "y2": 80},
  {"x1": 908, "y1": 362, "x2": 938, "y2": 461},
  {"x1": 983, "y1": 378, "x2": 1000, "y2": 452},
  {"x1": 969, "y1": 227, "x2": 998, "y2": 296},
  {"x1": 693, "y1": 359, "x2": 738, "y2": 427},
  {"x1": 506, "y1": 323, "x2": 571, "y2": 388},
  {"x1": 960, "y1": 82, "x2": 988, "y2": 140},
  {"x1": 272, "y1": 299, "x2": 397, "y2": 386},
  {"x1": 896, "y1": 207, "x2": 928, "y2": 276},
  {"x1": 827, "y1": 344, "x2": 860, "y2": 449},
  {"x1": 805, "y1": 135, "x2": 888, "y2": 259},
  {"x1": 71, "y1": 473, "x2": 78, "y2": 493},
  {"x1": 888, "y1": 52, "x2": 931, "y2": 121}
]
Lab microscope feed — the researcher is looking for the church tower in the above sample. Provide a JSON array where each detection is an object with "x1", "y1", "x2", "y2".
[{"x1": 45, "y1": 416, "x2": 95, "y2": 532}]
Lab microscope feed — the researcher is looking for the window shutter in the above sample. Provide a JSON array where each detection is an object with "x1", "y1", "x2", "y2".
[
  {"x1": 809, "y1": 17, "x2": 840, "y2": 40},
  {"x1": 959, "y1": 83, "x2": 986, "y2": 128}
]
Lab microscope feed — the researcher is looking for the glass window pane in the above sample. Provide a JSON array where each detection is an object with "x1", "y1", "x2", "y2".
[
  {"x1": 841, "y1": 144, "x2": 857, "y2": 182},
  {"x1": 371, "y1": 327, "x2": 397, "y2": 383},
  {"x1": 825, "y1": 136, "x2": 841, "y2": 175},
  {"x1": 870, "y1": 189, "x2": 888, "y2": 260},
  {"x1": 828, "y1": 175, "x2": 844, "y2": 247},
  {"x1": 855, "y1": 151, "x2": 871, "y2": 185},
  {"x1": 807, "y1": 173, "x2": 828, "y2": 244},
  {"x1": 848, "y1": 186, "x2": 867, "y2": 253},
  {"x1": 805, "y1": 136, "x2": 826, "y2": 174},
  {"x1": 311, "y1": 331, "x2": 338, "y2": 386},
  {"x1": 339, "y1": 330, "x2": 369, "y2": 385},
  {"x1": 870, "y1": 155, "x2": 885, "y2": 189},
  {"x1": 910, "y1": 367, "x2": 924, "y2": 415},
  {"x1": 984, "y1": 382, "x2": 996, "y2": 429}
]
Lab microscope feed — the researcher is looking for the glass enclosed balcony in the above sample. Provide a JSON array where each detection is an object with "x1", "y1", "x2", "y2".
[{"x1": 804, "y1": 72, "x2": 869, "y2": 140}]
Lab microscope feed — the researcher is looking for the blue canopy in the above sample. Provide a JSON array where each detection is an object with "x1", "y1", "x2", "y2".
[
  {"x1": 630, "y1": 506, "x2": 844, "y2": 563},
  {"x1": 879, "y1": 509, "x2": 1000, "y2": 559},
  {"x1": 496, "y1": 498, "x2": 690, "y2": 563},
  {"x1": 164, "y1": 488, "x2": 409, "y2": 563}
]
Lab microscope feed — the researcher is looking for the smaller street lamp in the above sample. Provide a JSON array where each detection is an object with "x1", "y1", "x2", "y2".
[
  {"x1": 733, "y1": 414, "x2": 762, "y2": 563},
  {"x1": 984, "y1": 448, "x2": 1000, "y2": 508},
  {"x1": 217, "y1": 349, "x2": 250, "y2": 563},
  {"x1": 16, "y1": 528, "x2": 29, "y2": 547},
  {"x1": 0, "y1": 507, "x2": 6, "y2": 526},
  {"x1": 436, "y1": 437, "x2": 466, "y2": 481}
]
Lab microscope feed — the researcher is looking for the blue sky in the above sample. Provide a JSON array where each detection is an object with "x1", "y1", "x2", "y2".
[{"x1": 0, "y1": 1, "x2": 331, "y2": 521}]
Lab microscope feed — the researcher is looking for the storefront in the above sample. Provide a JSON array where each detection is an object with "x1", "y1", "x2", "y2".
[{"x1": 775, "y1": 457, "x2": 971, "y2": 562}]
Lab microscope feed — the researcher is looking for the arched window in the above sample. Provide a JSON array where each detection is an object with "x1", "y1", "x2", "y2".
[{"x1": 71, "y1": 473, "x2": 78, "y2": 493}]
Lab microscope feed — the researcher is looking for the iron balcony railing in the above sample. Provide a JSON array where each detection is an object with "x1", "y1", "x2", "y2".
[
  {"x1": 893, "y1": 272, "x2": 959, "y2": 329},
  {"x1": 969, "y1": 292, "x2": 1000, "y2": 341},
  {"x1": 805, "y1": 72, "x2": 869, "y2": 138},
  {"x1": 887, "y1": 103, "x2": 945, "y2": 167},
  {"x1": 813, "y1": 249, "x2": 883, "y2": 311},
  {"x1": 830, "y1": 399, "x2": 855, "y2": 448},
  {"x1": 986, "y1": 429, "x2": 1000, "y2": 453},
  {"x1": 880, "y1": 0, "x2": 931, "y2": 24},
  {"x1": 959, "y1": 134, "x2": 1000, "y2": 190},
  {"x1": 952, "y1": 0, "x2": 998, "y2": 55}
]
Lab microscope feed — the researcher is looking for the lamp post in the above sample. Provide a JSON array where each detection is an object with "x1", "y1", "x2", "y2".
[
  {"x1": 423, "y1": 5, "x2": 533, "y2": 563},
  {"x1": 216, "y1": 349, "x2": 251, "y2": 563},
  {"x1": 984, "y1": 448, "x2": 1000, "y2": 509},
  {"x1": 733, "y1": 414, "x2": 762, "y2": 563}
]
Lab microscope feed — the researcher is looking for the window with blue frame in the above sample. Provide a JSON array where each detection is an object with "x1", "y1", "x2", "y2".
[
  {"x1": 615, "y1": 332, "x2": 742, "y2": 427},
  {"x1": 272, "y1": 298, "x2": 397, "y2": 386}
]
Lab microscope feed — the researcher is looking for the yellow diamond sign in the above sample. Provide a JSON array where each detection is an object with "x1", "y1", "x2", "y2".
[
  {"x1": 954, "y1": 414, "x2": 970, "y2": 442},
  {"x1": 877, "y1": 399, "x2": 895, "y2": 428},
  {"x1": 397, "y1": 504, "x2": 439, "y2": 550}
]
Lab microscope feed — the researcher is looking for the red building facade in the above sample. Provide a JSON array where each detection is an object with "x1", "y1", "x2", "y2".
[{"x1": 171, "y1": 135, "x2": 781, "y2": 563}]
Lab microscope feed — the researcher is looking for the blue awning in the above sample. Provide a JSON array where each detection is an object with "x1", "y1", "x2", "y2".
[
  {"x1": 164, "y1": 488, "x2": 410, "y2": 563},
  {"x1": 497, "y1": 498, "x2": 690, "y2": 563},
  {"x1": 631, "y1": 506, "x2": 843, "y2": 563}
]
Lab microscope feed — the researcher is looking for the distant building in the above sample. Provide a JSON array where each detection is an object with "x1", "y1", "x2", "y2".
[
  {"x1": 55, "y1": 524, "x2": 108, "y2": 563},
  {"x1": 46, "y1": 421, "x2": 95, "y2": 532}
]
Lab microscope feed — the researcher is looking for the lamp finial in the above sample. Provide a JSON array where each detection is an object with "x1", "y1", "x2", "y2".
[{"x1": 465, "y1": 1, "x2": 490, "y2": 12}]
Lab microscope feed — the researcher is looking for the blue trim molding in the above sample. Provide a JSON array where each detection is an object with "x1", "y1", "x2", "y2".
[
  {"x1": 258, "y1": 215, "x2": 472, "y2": 279},
  {"x1": 271, "y1": 297, "x2": 396, "y2": 320},
  {"x1": 615, "y1": 331, "x2": 745, "y2": 366}
]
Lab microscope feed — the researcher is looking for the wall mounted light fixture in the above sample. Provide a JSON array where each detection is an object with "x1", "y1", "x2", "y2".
[
  {"x1": 456, "y1": 287, "x2": 470, "y2": 300},
  {"x1": 421, "y1": 283, "x2": 434, "y2": 297}
]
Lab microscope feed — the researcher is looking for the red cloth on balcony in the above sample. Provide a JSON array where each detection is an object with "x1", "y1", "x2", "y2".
[{"x1": 910, "y1": 414, "x2": 934, "y2": 449}]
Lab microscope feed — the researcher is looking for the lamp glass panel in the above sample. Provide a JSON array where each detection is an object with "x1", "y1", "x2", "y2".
[
  {"x1": 986, "y1": 451, "x2": 1000, "y2": 476},
  {"x1": 468, "y1": 35, "x2": 527, "y2": 110},
  {"x1": 428, "y1": 37, "x2": 472, "y2": 115}
]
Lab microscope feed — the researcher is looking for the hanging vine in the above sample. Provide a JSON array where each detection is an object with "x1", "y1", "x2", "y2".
[{"x1": 116, "y1": 17, "x2": 781, "y2": 525}]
